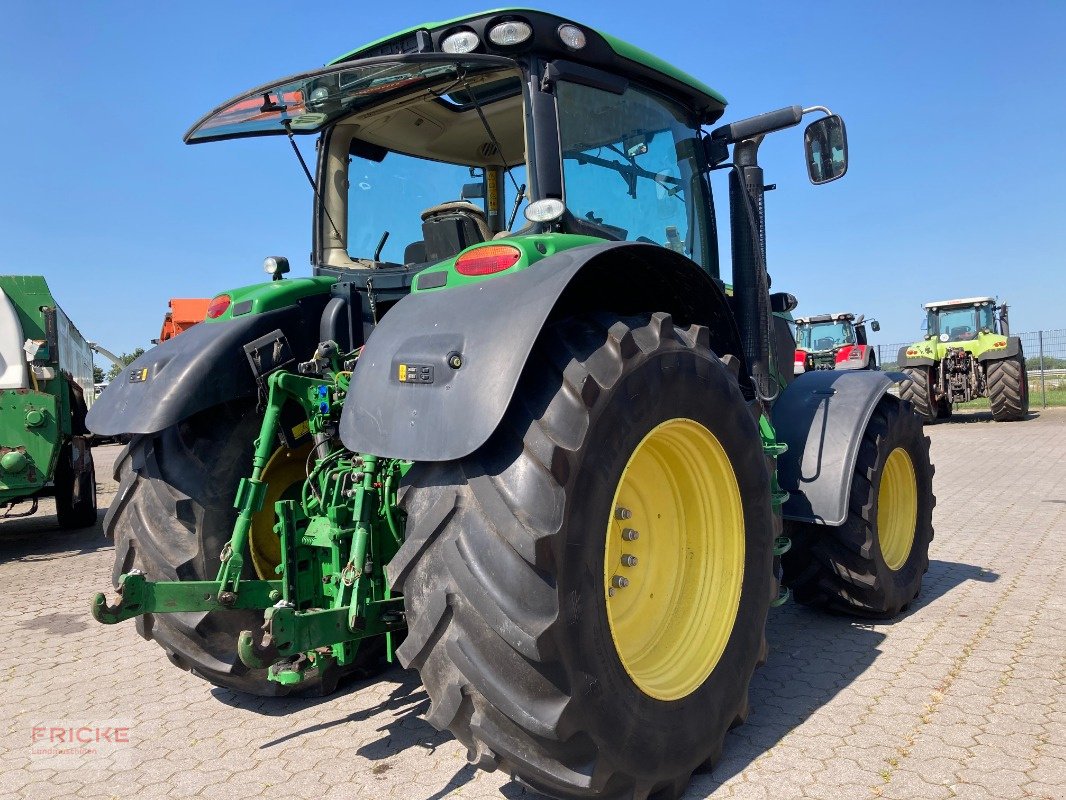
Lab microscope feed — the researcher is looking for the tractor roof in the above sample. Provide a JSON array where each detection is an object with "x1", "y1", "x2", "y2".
[
  {"x1": 794, "y1": 312, "x2": 856, "y2": 324},
  {"x1": 923, "y1": 297, "x2": 995, "y2": 309},
  {"x1": 327, "y1": 9, "x2": 728, "y2": 123}
]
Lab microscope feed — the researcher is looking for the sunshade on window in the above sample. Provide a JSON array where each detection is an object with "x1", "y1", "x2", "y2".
[{"x1": 184, "y1": 54, "x2": 515, "y2": 144}]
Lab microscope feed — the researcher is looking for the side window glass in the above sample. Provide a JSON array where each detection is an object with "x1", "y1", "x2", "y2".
[{"x1": 556, "y1": 81, "x2": 706, "y2": 265}]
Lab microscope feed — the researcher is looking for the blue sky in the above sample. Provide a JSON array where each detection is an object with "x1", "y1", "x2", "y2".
[{"x1": 2, "y1": 1, "x2": 1064, "y2": 356}]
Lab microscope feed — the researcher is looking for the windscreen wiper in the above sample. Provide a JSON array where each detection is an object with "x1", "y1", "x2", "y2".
[{"x1": 567, "y1": 150, "x2": 682, "y2": 199}]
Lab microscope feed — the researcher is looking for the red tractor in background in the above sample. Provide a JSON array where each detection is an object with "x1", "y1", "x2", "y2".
[
  {"x1": 154, "y1": 298, "x2": 211, "y2": 344},
  {"x1": 794, "y1": 312, "x2": 880, "y2": 373}
]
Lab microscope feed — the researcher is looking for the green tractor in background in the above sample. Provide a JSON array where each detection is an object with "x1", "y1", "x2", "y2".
[
  {"x1": 898, "y1": 296, "x2": 1028, "y2": 422},
  {"x1": 89, "y1": 11, "x2": 935, "y2": 798},
  {"x1": 0, "y1": 275, "x2": 98, "y2": 527}
]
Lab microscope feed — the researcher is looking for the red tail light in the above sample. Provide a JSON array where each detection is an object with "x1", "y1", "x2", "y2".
[
  {"x1": 206, "y1": 294, "x2": 232, "y2": 319},
  {"x1": 454, "y1": 245, "x2": 522, "y2": 276},
  {"x1": 794, "y1": 350, "x2": 805, "y2": 362}
]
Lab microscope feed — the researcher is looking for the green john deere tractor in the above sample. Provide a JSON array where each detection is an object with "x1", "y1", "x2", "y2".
[
  {"x1": 898, "y1": 296, "x2": 1028, "y2": 422},
  {"x1": 89, "y1": 11, "x2": 935, "y2": 798}
]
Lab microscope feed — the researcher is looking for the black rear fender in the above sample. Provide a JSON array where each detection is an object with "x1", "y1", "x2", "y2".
[
  {"x1": 86, "y1": 297, "x2": 328, "y2": 436},
  {"x1": 773, "y1": 370, "x2": 906, "y2": 525},
  {"x1": 341, "y1": 242, "x2": 743, "y2": 461}
]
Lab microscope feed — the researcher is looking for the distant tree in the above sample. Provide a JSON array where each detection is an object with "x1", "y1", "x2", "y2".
[
  {"x1": 93, "y1": 365, "x2": 105, "y2": 384},
  {"x1": 106, "y1": 348, "x2": 146, "y2": 381},
  {"x1": 1026, "y1": 355, "x2": 1066, "y2": 371}
]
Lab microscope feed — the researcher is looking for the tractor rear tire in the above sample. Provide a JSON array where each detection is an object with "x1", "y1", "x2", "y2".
[
  {"x1": 105, "y1": 401, "x2": 375, "y2": 696},
  {"x1": 55, "y1": 439, "x2": 98, "y2": 529},
  {"x1": 987, "y1": 355, "x2": 1029, "y2": 421},
  {"x1": 394, "y1": 313, "x2": 775, "y2": 800},
  {"x1": 899, "y1": 366, "x2": 937, "y2": 423},
  {"x1": 782, "y1": 397, "x2": 934, "y2": 618}
]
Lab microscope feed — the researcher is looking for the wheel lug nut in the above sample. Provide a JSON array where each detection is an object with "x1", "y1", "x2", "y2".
[
  {"x1": 621, "y1": 554, "x2": 638, "y2": 567},
  {"x1": 608, "y1": 587, "x2": 616, "y2": 597},
  {"x1": 612, "y1": 575, "x2": 629, "y2": 589},
  {"x1": 615, "y1": 507, "x2": 632, "y2": 520},
  {"x1": 621, "y1": 528, "x2": 639, "y2": 541}
]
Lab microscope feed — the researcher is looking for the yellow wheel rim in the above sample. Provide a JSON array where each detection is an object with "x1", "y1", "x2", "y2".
[
  {"x1": 876, "y1": 447, "x2": 918, "y2": 571},
  {"x1": 249, "y1": 442, "x2": 311, "y2": 579},
  {"x1": 604, "y1": 418, "x2": 745, "y2": 702}
]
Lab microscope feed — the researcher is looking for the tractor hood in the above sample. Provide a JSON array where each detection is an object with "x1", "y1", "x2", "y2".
[{"x1": 184, "y1": 53, "x2": 514, "y2": 144}]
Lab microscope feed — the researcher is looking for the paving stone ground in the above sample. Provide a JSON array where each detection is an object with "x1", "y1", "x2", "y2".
[{"x1": 1, "y1": 408, "x2": 1063, "y2": 800}]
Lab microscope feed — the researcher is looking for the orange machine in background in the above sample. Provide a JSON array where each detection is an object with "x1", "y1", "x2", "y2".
[{"x1": 155, "y1": 298, "x2": 211, "y2": 343}]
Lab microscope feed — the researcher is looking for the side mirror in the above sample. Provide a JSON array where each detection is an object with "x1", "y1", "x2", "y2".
[
  {"x1": 804, "y1": 115, "x2": 848, "y2": 184},
  {"x1": 871, "y1": 320, "x2": 881, "y2": 332},
  {"x1": 769, "y1": 292, "x2": 799, "y2": 314}
]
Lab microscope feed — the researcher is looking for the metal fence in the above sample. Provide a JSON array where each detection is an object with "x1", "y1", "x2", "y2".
[{"x1": 876, "y1": 329, "x2": 1066, "y2": 408}]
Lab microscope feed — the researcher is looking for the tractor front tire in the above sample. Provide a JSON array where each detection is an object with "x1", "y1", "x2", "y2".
[
  {"x1": 987, "y1": 355, "x2": 1029, "y2": 421},
  {"x1": 899, "y1": 366, "x2": 937, "y2": 423},
  {"x1": 105, "y1": 402, "x2": 373, "y2": 695},
  {"x1": 395, "y1": 313, "x2": 775, "y2": 800},
  {"x1": 783, "y1": 397, "x2": 934, "y2": 618}
]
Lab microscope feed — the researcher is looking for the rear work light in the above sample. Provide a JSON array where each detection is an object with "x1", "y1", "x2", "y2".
[
  {"x1": 206, "y1": 294, "x2": 232, "y2": 319},
  {"x1": 558, "y1": 24, "x2": 587, "y2": 50},
  {"x1": 442, "y1": 30, "x2": 480, "y2": 54},
  {"x1": 454, "y1": 245, "x2": 522, "y2": 276},
  {"x1": 488, "y1": 20, "x2": 532, "y2": 46}
]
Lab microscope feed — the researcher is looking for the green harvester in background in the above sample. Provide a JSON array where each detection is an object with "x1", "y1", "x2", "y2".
[
  {"x1": 897, "y1": 296, "x2": 1028, "y2": 422},
  {"x1": 0, "y1": 276, "x2": 97, "y2": 526}
]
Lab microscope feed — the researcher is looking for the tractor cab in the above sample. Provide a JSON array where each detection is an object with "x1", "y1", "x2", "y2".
[
  {"x1": 793, "y1": 312, "x2": 879, "y2": 372},
  {"x1": 172, "y1": 8, "x2": 853, "y2": 407},
  {"x1": 924, "y1": 296, "x2": 1006, "y2": 342},
  {"x1": 184, "y1": 13, "x2": 729, "y2": 276}
]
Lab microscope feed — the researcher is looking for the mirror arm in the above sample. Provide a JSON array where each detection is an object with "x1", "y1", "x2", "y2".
[
  {"x1": 802, "y1": 105, "x2": 834, "y2": 118},
  {"x1": 711, "y1": 106, "x2": 803, "y2": 145}
]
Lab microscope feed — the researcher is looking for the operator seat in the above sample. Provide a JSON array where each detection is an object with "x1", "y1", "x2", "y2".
[{"x1": 419, "y1": 201, "x2": 491, "y2": 261}]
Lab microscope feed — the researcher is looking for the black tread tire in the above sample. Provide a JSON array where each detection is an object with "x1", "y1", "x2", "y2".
[
  {"x1": 899, "y1": 366, "x2": 937, "y2": 423},
  {"x1": 55, "y1": 440, "x2": 97, "y2": 529},
  {"x1": 105, "y1": 402, "x2": 376, "y2": 696},
  {"x1": 987, "y1": 355, "x2": 1029, "y2": 421},
  {"x1": 782, "y1": 397, "x2": 935, "y2": 618},
  {"x1": 394, "y1": 313, "x2": 775, "y2": 800}
]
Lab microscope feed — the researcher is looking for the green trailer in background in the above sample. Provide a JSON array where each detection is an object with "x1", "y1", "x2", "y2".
[{"x1": 0, "y1": 275, "x2": 97, "y2": 527}]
